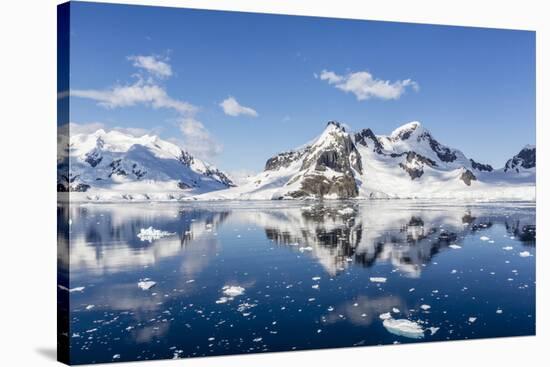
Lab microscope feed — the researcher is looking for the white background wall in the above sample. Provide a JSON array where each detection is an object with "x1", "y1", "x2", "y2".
[{"x1": 0, "y1": 0, "x2": 547, "y2": 366}]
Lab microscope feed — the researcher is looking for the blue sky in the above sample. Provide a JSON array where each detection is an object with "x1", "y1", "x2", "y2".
[{"x1": 67, "y1": 1, "x2": 535, "y2": 173}]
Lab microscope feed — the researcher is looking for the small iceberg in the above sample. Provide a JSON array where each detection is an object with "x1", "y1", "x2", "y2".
[
  {"x1": 480, "y1": 236, "x2": 490, "y2": 241},
  {"x1": 222, "y1": 285, "x2": 245, "y2": 297},
  {"x1": 449, "y1": 244, "x2": 462, "y2": 249},
  {"x1": 519, "y1": 251, "x2": 531, "y2": 257},
  {"x1": 138, "y1": 280, "x2": 156, "y2": 290},
  {"x1": 383, "y1": 318, "x2": 425, "y2": 339},
  {"x1": 137, "y1": 227, "x2": 175, "y2": 243},
  {"x1": 369, "y1": 277, "x2": 387, "y2": 283}
]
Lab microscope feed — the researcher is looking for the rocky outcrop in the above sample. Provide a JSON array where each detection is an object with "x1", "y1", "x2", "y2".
[
  {"x1": 265, "y1": 150, "x2": 306, "y2": 171},
  {"x1": 460, "y1": 169, "x2": 477, "y2": 186},
  {"x1": 355, "y1": 128, "x2": 383, "y2": 153},
  {"x1": 504, "y1": 146, "x2": 536, "y2": 173},
  {"x1": 470, "y1": 159, "x2": 493, "y2": 172}
]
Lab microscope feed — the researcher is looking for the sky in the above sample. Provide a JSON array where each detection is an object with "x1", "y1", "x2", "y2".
[{"x1": 66, "y1": 1, "x2": 536, "y2": 174}]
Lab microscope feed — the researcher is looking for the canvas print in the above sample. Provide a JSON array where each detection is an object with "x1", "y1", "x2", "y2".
[{"x1": 57, "y1": 1, "x2": 536, "y2": 365}]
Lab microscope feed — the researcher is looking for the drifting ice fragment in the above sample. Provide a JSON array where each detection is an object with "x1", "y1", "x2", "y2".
[
  {"x1": 420, "y1": 304, "x2": 431, "y2": 311},
  {"x1": 369, "y1": 277, "x2": 387, "y2": 283},
  {"x1": 383, "y1": 318, "x2": 425, "y2": 339},
  {"x1": 480, "y1": 236, "x2": 490, "y2": 241},
  {"x1": 519, "y1": 251, "x2": 531, "y2": 257},
  {"x1": 379, "y1": 312, "x2": 392, "y2": 320},
  {"x1": 449, "y1": 244, "x2": 462, "y2": 249},
  {"x1": 222, "y1": 285, "x2": 245, "y2": 297},
  {"x1": 138, "y1": 281, "x2": 156, "y2": 290},
  {"x1": 468, "y1": 317, "x2": 477, "y2": 323}
]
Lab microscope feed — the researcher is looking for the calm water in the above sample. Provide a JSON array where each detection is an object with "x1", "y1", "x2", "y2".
[{"x1": 58, "y1": 200, "x2": 536, "y2": 364}]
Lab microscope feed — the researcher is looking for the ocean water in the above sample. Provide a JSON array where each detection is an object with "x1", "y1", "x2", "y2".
[{"x1": 58, "y1": 200, "x2": 536, "y2": 364}]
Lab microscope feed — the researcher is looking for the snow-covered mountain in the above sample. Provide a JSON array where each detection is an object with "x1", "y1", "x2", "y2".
[
  {"x1": 57, "y1": 129, "x2": 234, "y2": 201},
  {"x1": 195, "y1": 121, "x2": 535, "y2": 201}
]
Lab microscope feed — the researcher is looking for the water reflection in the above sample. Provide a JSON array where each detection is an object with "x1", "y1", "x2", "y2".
[{"x1": 59, "y1": 200, "x2": 536, "y2": 364}]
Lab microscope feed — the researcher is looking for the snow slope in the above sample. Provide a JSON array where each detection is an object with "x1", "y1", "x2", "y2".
[
  {"x1": 57, "y1": 128, "x2": 234, "y2": 201},
  {"x1": 194, "y1": 121, "x2": 535, "y2": 201}
]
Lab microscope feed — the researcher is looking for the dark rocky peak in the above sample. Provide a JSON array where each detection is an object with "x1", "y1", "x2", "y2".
[
  {"x1": 504, "y1": 145, "x2": 536, "y2": 172},
  {"x1": 470, "y1": 159, "x2": 493, "y2": 172},
  {"x1": 326, "y1": 120, "x2": 346, "y2": 132},
  {"x1": 355, "y1": 128, "x2": 384, "y2": 153}
]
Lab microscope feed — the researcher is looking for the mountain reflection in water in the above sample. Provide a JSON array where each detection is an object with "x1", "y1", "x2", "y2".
[{"x1": 59, "y1": 200, "x2": 536, "y2": 364}]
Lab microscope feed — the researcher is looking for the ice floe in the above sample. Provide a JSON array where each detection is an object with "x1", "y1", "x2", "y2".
[
  {"x1": 138, "y1": 280, "x2": 156, "y2": 290},
  {"x1": 382, "y1": 318, "x2": 425, "y2": 339},
  {"x1": 519, "y1": 251, "x2": 531, "y2": 257},
  {"x1": 502, "y1": 246, "x2": 513, "y2": 251},
  {"x1": 137, "y1": 227, "x2": 175, "y2": 243},
  {"x1": 468, "y1": 317, "x2": 477, "y2": 323},
  {"x1": 369, "y1": 277, "x2": 387, "y2": 283},
  {"x1": 449, "y1": 244, "x2": 462, "y2": 249},
  {"x1": 420, "y1": 304, "x2": 431, "y2": 311},
  {"x1": 480, "y1": 236, "x2": 490, "y2": 241},
  {"x1": 222, "y1": 285, "x2": 245, "y2": 297},
  {"x1": 379, "y1": 312, "x2": 392, "y2": 320}
]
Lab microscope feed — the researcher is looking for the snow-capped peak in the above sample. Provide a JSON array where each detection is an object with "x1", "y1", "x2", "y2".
[{"x1": 390, "y1": 121, "x2": 425, "y2": 141}]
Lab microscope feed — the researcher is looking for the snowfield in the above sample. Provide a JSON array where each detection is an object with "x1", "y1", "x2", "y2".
[{"x1": 59, "y1": 121, "x2": 535, "y2": 202}]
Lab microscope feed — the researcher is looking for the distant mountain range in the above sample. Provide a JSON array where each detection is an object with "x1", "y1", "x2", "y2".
[
  {"x1": 58, "y1": 121, "x2": 535, "y2": 201},
  {"x1": 57, "y1": 128, "x2": 234, "y2": 200}
]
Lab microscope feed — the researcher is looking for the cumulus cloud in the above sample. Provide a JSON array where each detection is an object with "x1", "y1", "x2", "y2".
[
  {"x1": 178, "y1": 117, "x2": 223, "y2": 159},
  {"x1": 128, "y1": 55, "x2": 172, "y2": 78},
  {"x1": 71, "y1": 55, "x2": 224, "y2": 161},
  {"x1": 219, "y1": 96, "x2": 258, "y2": 117},
  {"x1": 71, "y1": 80, "x2": 197, "y2": 115},
  {"x1": 318, "y1": 69, "x2": 419, "y2": 101}
]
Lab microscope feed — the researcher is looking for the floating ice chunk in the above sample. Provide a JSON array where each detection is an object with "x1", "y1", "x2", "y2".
[
  {"x1": 138, "y1": 281, "x2": 156, "y2": 290},
  {"x1": 222, "y1": 285, "x2": 245, "y2": 297},
  {"x1": 253, "y1": 337, "x2": 263, "y2": 342},
  {"x1": 85, "y1": 305, "x2": 95, "y2": 310},
  {"x1": 502, "y1": 246, "x2": 513, "y2": 251},
  {"x1": 468, "y1": 317, "x2": 477, "y2": 323},
  {"x1": 312, "y1": 276, "x2": 321, "y2": 281},
  {"x1": 369, "y1": 277, "x2": 387, "y2": 283},
  {"x1": 420, "y1": 304, "x2": 431, "y2": 311},
  {"x1": 137, "y1": 227, "x2": 175, "y2": 243},
  {"x1": 392, "y1": 308, "x2": 400, "y2": 313},
  {"x1": 58, "y1": 285, "x2": 85, "y2": 293},
  {"x1": 112, "y1": 354, "x2": 120, "y2": 360},
  {"x1": 216, "y1": 297, "x2": 229, "y2": 304},
  {"x1": 311, "y1": 284, "x2": 319, "y2": 289},
  {"x1": 451, "y1": 269, "x2": 457, "y2": 274},
  {"x1": 496, "y1": 309, "x2": 503, "y2": 314},
  {"x1": 428, "y1": 327, "x2": 440, "y2": 335},
  {"x1": 519, "y1": 251, "x2": 531, "y2": 257},
  {"x1": 383, "y1": 318, "x2": 425, "y2": 339},
  {"x1": 408, "y1": 288, "x2": 415, "y2": 292},
  {"x1": 480, "y1": 236, "x2": 490, "y2": 241},
  {"x1": 449, "y1": 244, "x2": 462, "y2": 249},
  {"x1": 327, "y1": 306, "x2": 334, "y2": 312},
  {"x1": 379, "y1": 312, "x2": 392, "y2": 320},
  {"x1": 299, "y1": 246, "x2": 313, "y2": 252}
]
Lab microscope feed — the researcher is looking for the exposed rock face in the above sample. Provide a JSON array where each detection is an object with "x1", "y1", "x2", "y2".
[
  {"x1": 504, "y1": 146, "x2": 536, "y2": 173},
  {"x1": 470, "y1": 159, "x2": 493, "y2": 172},
  {"x1": 289, "y1": 121, "x2": 362, "y2": 199},
  {"x1": 265, "y1": 150, "x2": 306, "y2": 171},
  {"x1": 398, "y1": 151, "x2": 437, "y2": 180},
  {"x1": 355, "y1": 128, "x2": 383, "y2": 153},
  {"x1": 460, "y1": 169, "x2": 477, "y2": 186},
  {"x1": 425, "y1": 133, "x2": 457, "y2": 162}
]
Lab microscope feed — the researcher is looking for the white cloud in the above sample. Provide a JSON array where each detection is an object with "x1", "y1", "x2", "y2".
[
  {"x1": 318, "y1": 69, "x2": 419, "y2": 101},
  {"x1": 178, "y1": 118, "x2": 223, "y2": 159},
  {"x1": 219, "y1": 97, "x2": 258, "y2": 117},
  {"x1": 128, "y1": 55, "x2": 172, "y2": 78},
  {"x1": 71, "y1": 79, "x2": 197, "y2": 115}
]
